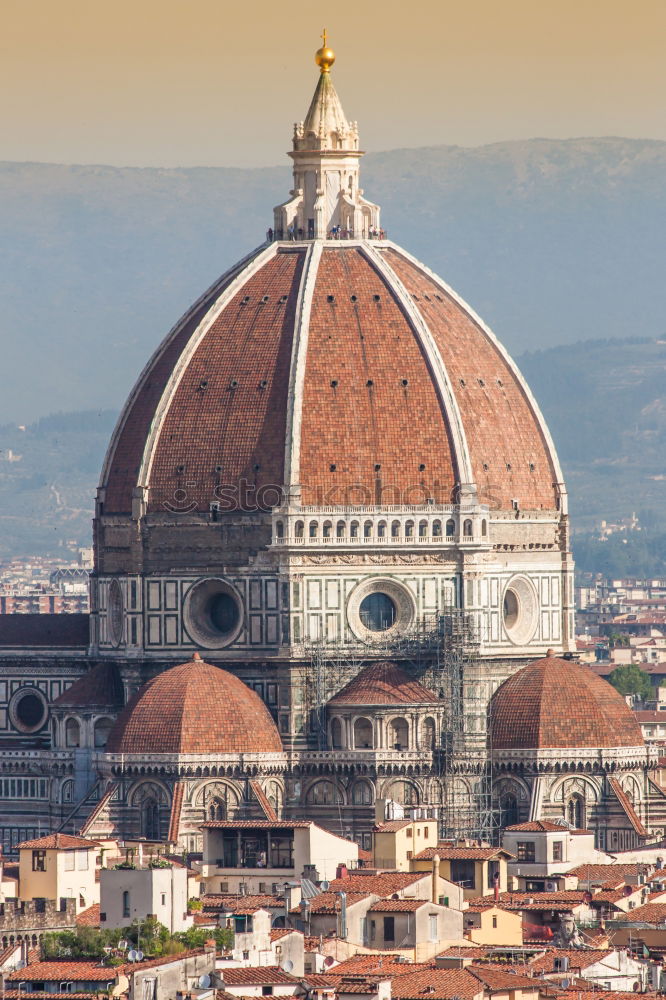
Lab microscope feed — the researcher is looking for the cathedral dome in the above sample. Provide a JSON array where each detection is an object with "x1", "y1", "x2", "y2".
[
  {"x1": 490, "y1": 653, "x2": 645, "y2": 751},
  {"x1": 328, "y1": 661, "x2": 439, "y2": 706},
  {"x1": 100, "y1": 240, "x2": 563, "y2": 517},
  {"x1": 98, "y1": 51, "x2": 564, "y2": 523},
  {"x1": 105, "y1": 654, "x2": 283, "y2": 755}
]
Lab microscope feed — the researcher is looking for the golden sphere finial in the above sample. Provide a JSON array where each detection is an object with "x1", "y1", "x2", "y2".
[{"x1": 315, "y1": 27, "x2": 335, "y2": 73}]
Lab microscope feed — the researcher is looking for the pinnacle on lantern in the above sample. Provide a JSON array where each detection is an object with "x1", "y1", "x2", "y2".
[{"x1": 272, "y1": 39, "x2": 381, "y2": 240}]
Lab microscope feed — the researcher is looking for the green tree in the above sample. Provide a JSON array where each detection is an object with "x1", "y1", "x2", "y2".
[
  {"x1": 608, "y1": 664, "x2": 652, "y2": 701},
  {"x1": 173, "y1": 924, "x2": 233, "y2": 953}
]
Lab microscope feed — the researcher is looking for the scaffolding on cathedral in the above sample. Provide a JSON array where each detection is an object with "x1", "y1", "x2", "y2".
[{"x1": 303, "y1": 609, "x2": 499, "y2": 844}]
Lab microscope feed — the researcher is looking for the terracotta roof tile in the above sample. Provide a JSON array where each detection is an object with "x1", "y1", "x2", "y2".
[
  {"x1": 75, "y1": 903, "x2": 100, "y2": 927},
  {"x1": 619, "y1": 901, "x2": 666, "y2": 923},
  {"x1": 202, "y1": 894, "x2": 283, "y2": 913},
  {"x1": 201, "y1": 820, "x2": 309, "y2": 829},
  {"x1": 7, "y1": 950, "x2": 210, "y2": 983},
  {"x1": 373, "y1": 821, "x2": 412, "y2": 832},
  {"x1": 329, "y1": 872, "x2": 427, "y2": 895},
  {"x1": 329, "y1": 662, "x2": 438, "y2": 706},
  {"x1": 6, "y1": 961, "x2": 121, "y2": 982},
  {"x1": 249, "y1": 780, "x2": 278, "y2": 821},
  {"x1": 104, "y1": 239, "x2": 564, "y2": 518},
  {"x1": 79, "y1": 782, "x2": 117, "y2": 837},
  {"x1": 296, "y1": 891, "x2": 371, "y2": 914},
  {"x1": 53, "y1": 663, "x2": 124, "y2": 708},
  {"x1": 221, "y1": 966, "x2": 299, "y2": 986},
  {"x1": 390, "y1": 968, "x2": 482, "y2": 1000},
  {"x1": 324, "y1": 956, "x2": 430, "y2": 976},
  {"x1": 468, "y1": 891, "x2": 589, "y2": 912},
  {"x1": 367, "y1": 898, "x2": 429, "y2": 912},
  {"x1": 168, "y1": 781, "x2": 186, "y2": 844},
  {"x1": 106, "y1": 657, "x2": 283, "y2": 755},
  {"x1": 608, "y1": 777, "x2": 649, "y2": 837},
  {"x1": 270, "y1": 928, "x2": 301, "y2": 941},
  {"x1": 413, "y1": 846, "x2": 511, "y2": 861},
  {"x1": 567, "y1": 863, "x2": 643, "y2": 882},
  {"x1": 382, "y1": 247, "x2": 559, "y2": 510},
  {"x1": 468, "y1": 966, "x2": 540, "y2": 991},
  {"x1": 2, "y1": 994, "x2": 99, "y2": 999},
  {"x1": 490, "y1": 655, "x2": 645, "y2": 750},
  {"x1": 528, "y1": 949, "x2": 612, "y2": 973},
  {"x1": 505, "y1": 820, "x2": 589, "y2": 834},
  {"x1": 16, "y1": 834, "x2": 100, "y2": 851},
  {"x1": 299, "y1": 247, "x2": 458, "y2": 508}
]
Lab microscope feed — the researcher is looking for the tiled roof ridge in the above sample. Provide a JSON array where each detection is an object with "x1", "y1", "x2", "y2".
[
  {"x1": 250, "y1": 779, "x2": 278, "y2": 821},
  {"x1": 168, "y1": 781, "x2": 185, "y2": 843},
  {"x1": 6, "y1": 949, "x2": 210, "y2": 981},
  {"x1": 16, "y1": 833, "x2": 100, "y2": 851},
  {"x1": 79, "y1": 782, "x2": 117, "y2": 836},
  {"x1": 608, "y1": 776, "x2": 649, "y2": 838}
]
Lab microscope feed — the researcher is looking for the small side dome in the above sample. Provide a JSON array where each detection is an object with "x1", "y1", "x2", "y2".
[
  {"x1": 52, "y1": 662, "x2": 124, "y2": 709},
  {"x1": 106, "y1": 655, "x2": 282, "y2": 755},
  {"x1": 490, "y1": 654, "x2": 645, "y2": 751},
  {"x1": 328, "y1": 661, "x2": 439, "y2": 706}
]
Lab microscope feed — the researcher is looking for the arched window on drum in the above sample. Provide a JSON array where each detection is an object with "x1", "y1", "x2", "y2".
[{"x1": 354, "y1": 717, "x2": 373, "y2": 749}]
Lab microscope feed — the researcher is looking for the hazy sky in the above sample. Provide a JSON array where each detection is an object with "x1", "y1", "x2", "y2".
[{"x1": 2, "y1": 0, "x2": 664, "y2": 167}]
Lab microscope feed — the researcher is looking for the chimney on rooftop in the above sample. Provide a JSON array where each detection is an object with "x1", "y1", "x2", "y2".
[{"x1": 432, "y1": 855, "x2": 440, "y2": 904}]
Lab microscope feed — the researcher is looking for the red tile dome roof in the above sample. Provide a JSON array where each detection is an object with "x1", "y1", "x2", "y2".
[
  {"x1": 490, "y1": 654, "x2": 645, "y2": 750},
  {"x1": 105, "y1": 654, "x2": 283, "y2": 755},
  {"x1": 328, "y1": 661, "x2": 439, "y2": 706},
  {"x1": 99, "y1": 242, "x2": 563, "y2": 519}
]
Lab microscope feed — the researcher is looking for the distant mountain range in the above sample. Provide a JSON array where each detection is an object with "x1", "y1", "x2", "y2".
[
  {"x1": 1, "y1": 339, "x2": 665, "y2": 560},
  {"x1": 1, "y1": 137, "x2": 665, "y2": 424}
]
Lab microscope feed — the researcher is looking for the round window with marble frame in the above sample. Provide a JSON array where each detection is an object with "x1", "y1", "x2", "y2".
[
  {"x1": 9, "y1": 687, "x2": 49, "y2": 734},
  {"x1": 501, "y1": 574, "x2": 539, "y2": 645},
  {"x1": 182, "y1": 577, "x2": 244, "y2": 649},
  {"x1": 107, "y1": 578, "x2": 124, "y2": 647},
  {"x1": 347, "y1": 577, "x2": 416, "y2": 643}
]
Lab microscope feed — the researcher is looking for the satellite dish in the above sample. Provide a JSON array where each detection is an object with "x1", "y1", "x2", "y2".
[
  {"x1": 127, "y1": 950, "x2": 138, "y2": 962},
  {"x1": 282, "y1": 960, "x2": 294, "y2": 973},
  {"x1": 198, "y1": 974, "x2": 211, "y2": 988},
  {"x1": 136, "y1": 951, "x2": 144, "y2": 962},
  {"x1": 324, "y1": 957, "x2": 335, "y2": 967},
  {"x1": 15, "y1": 961, "x2": 26, "y2": 970},
  {"x1": 320, "y1": 881, "x2": 330, "y2": 891}
]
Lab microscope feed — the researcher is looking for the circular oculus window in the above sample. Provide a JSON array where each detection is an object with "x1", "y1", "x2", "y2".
[
  {"x1": 10, "y1": 688, "x2": 48, "y2": 733},
  {"x1": 347, "y1": 578, "x2": 415, "y2": 643},
  {"x1": 183, "y1": 577, "x2": 244, "y2": 649},
  {"x1": 359, "y1": 592, "x2": 396, "y2": 631},
  {"x1": 502, "y1": 575, "x2": 539, "y2": 646}
]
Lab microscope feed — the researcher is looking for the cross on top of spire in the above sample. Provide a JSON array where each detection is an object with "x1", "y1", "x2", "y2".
[{"x1": 315, "y1": 28, "x2": 335, "y2": 73}]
